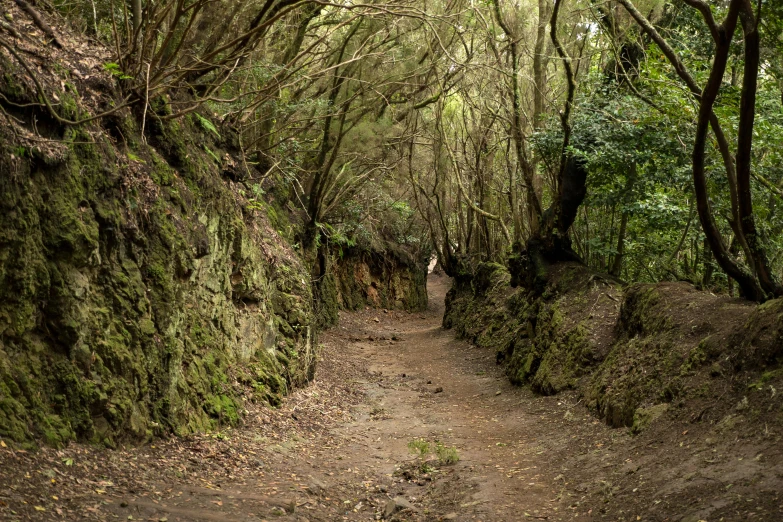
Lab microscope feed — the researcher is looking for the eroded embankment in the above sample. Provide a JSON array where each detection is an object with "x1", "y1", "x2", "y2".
[
  {"x1": 331, "y1": 246, "x2": 428, "y2": 312},
  {"x1": 444, "y1": 262, "x2": 783, "y2": 433}
]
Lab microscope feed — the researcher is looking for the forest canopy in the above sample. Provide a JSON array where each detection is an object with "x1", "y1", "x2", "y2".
[{"x1": 3, "y1": 0, "x2": 783, "y2": 301}]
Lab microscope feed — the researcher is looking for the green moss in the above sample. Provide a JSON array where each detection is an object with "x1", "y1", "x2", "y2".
[
  {"x1": 149, "y1": 151, "x2": 175, "y2": 186},
  {"x1": 205, "y1": 395, "x2": 240, "y2": 426},
  {"x1": 0, "y1": 397, "x2": 30, "y2": 443},
  {"x1": 620, "y1": 285, "x2": 672, "y2": 335},
  {"x1": 0, "y1": 79, "x2": 317, "y2": 447},
  {"x1": 316, "y1": 271, "x2": 340, "y2": 327},
  {"x1": 532, "y1": 323, "x2": 591, "y2": 395},
  {"x1": 39, "y1": 414, "x2": 74, "y2": 448},
  {"x1": 631, "y1": 403, "x2": 669, "y2": 434}
]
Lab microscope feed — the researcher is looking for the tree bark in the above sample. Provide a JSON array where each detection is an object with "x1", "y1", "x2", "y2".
[
  {"x1": 735, "y1": 0, "x2": 783, "y2": 297},
  {"x1": 610, "y1": 211, "x2": 628, "y2": 277},
  {"x1": 491, "y1": 0, "x2": 543, "y2": 235},
  {"x1": 537, "y1": 0, "x2": 586, "y2": 258},
  {"x1": 689, "y1": 0, "x2": 764, "y2": 300}
]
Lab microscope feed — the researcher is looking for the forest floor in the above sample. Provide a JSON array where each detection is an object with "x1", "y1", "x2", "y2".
[{"x1": 2, "y1": 273, "x2": 782, "y2": 521}]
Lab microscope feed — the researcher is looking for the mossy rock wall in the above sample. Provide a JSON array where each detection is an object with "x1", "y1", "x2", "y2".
[
  {"x1": 444, "y1": 262, "x2": 782, "y2": 433},
  {"x1": 331, "y1": 247, "x2": 427, "y2": 313},
  {"x1": 0, "y1": 90, "x2": 315, "y2": 447},
  {"x1": 444, "y1": 262, "x2": 619, "y2": 396}
]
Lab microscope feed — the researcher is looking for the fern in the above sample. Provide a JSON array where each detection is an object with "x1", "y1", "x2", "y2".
[
  {"x1": 203, "y1": 145, "x2": 220, "y2": 163},
  {"x1": 195, "y1": 113, "x2": 221, "y2": 139}
]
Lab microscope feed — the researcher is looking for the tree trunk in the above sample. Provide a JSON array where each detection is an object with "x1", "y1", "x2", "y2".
[
  {"x1": 690, "y1": 0, "x2": 764, "y2": 300},
  {"x1": 491, "y1": 0, "x2": 543, "y2": 236},
  {"x1": 735, "y1": 1, "x2": 783, "y2": 297},
  {"x1": 131, "y1": 0, "x2": 142, "y2": 36},
  {"x1": 535, "y1": 0, "x2": 585, "y2": 261},
  {"x1": 610, "y1": 211, "x2": 628, "y2": 277}
]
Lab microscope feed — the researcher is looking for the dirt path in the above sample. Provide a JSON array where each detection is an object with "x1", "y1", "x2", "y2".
[
  {"x1": 2, "y1": 273, "x2": 782, "y2": 521},
  {"x1": 321, "y1": 274, "x2": 597, "y2": 522}
]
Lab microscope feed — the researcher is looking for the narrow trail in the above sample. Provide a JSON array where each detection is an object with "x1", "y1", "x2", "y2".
[
  {"x1": 4, "y1": 273, "x2": 778, "y2": 521},
  {"x1": 323, "y1": 273, "x2": 600, "y2": 521}
]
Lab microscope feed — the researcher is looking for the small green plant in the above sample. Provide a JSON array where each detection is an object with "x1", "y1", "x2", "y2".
[
  {"x1": 407, "y1": 438, "x2": 430, "y2": 457},
  {"x1": 406, "y1": 438, "x2": 459, "y2": 473},
  {"x1": 102, "y1": 62, "x2": 133, "y2": 80},
  {"x1": 127, "y1": 152, "x2": 146, "y2": 163},
  {"x1": 245, "y1": 183, "x2": 267, "y2": 211},
  {"x1": 195, "y1": 113, "x2": 221, "y2": 138},
  {"x1": 203, "y1": 145, "x2": 220, "y2": 163},
  {"x1": 251, "y1": 183, "x2": 265, "y2": 198},
  {"x1": 435, "y1": 442, "x2": 459, "y2": 465}
]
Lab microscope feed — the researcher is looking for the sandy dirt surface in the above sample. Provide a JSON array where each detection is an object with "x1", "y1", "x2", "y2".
[{"x1": 1, "y1": 273, "x2": 781, "y2": 521}]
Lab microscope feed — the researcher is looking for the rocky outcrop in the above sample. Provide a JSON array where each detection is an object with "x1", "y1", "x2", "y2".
[
  {"x1": 0, "y1": 54, "x2": 315, "y2": 447},
  {"x1": 333, "y1": 247, "x2": 427, "y2": 312}
]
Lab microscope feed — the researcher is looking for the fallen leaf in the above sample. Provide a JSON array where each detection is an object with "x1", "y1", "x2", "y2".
[
  {"x1": 0, "y1": 440, "x2": 6, "y2": 448},
  {"x1": 34, "y1": 506, "x2": 46, "y2": 511}
]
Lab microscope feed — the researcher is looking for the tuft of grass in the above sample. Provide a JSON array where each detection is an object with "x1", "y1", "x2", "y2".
[
  {"x1": 435, "y1": 441, "x2": 459, "y2": 465},
  {"x1": 408, "y1": 438, "x2": 459, "y2": 466},
  {"x1": 407, "y1": 438, "x2": 430, "y2": 457}
]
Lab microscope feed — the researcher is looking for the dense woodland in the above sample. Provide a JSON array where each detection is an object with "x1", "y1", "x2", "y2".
[
  {"x1": 4, "y1": 4, "x2": 783, "y2": 519},
  {"x1": 2, "y1": 0, "x2": 783, "y2": 300}
]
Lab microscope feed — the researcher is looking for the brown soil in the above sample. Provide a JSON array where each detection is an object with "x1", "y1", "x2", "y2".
[{"x1": 2, "y1": 273, "x2": 782, "y2": 521}]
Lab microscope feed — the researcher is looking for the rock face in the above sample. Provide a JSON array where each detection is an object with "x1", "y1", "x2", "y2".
[
  {"x1": 318, "y1": 247, "x2": 427, "y2": 327},
  {"x1": 383, "y1": 496, "x2": 414, "y2": 518},
  {"x1": 0, "y1": 63, "x2": 316, "y2": 446}
]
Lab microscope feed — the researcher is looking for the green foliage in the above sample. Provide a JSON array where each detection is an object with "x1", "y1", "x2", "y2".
[
  {"x1": 407, "y1": 438, "x2": 430, "y2": 457},
  {"x1": 203, "y1": 145, "x2": 220, "y2": 164},
  {"x1": 126, "y1": 152, "x2": 145, "y2": 163},
  {"x1": 195, "y1": 114, "x2": 221, "y2": 139},
  {"x1": 407, "y1": 438, "x2": 459, "y2": 466},
  {"x1": 102, "y1": 62, "x2": 133, "y2": 80},
  {"x1": 434, "y1": 441, "x2": 460, "y2": 465}
]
